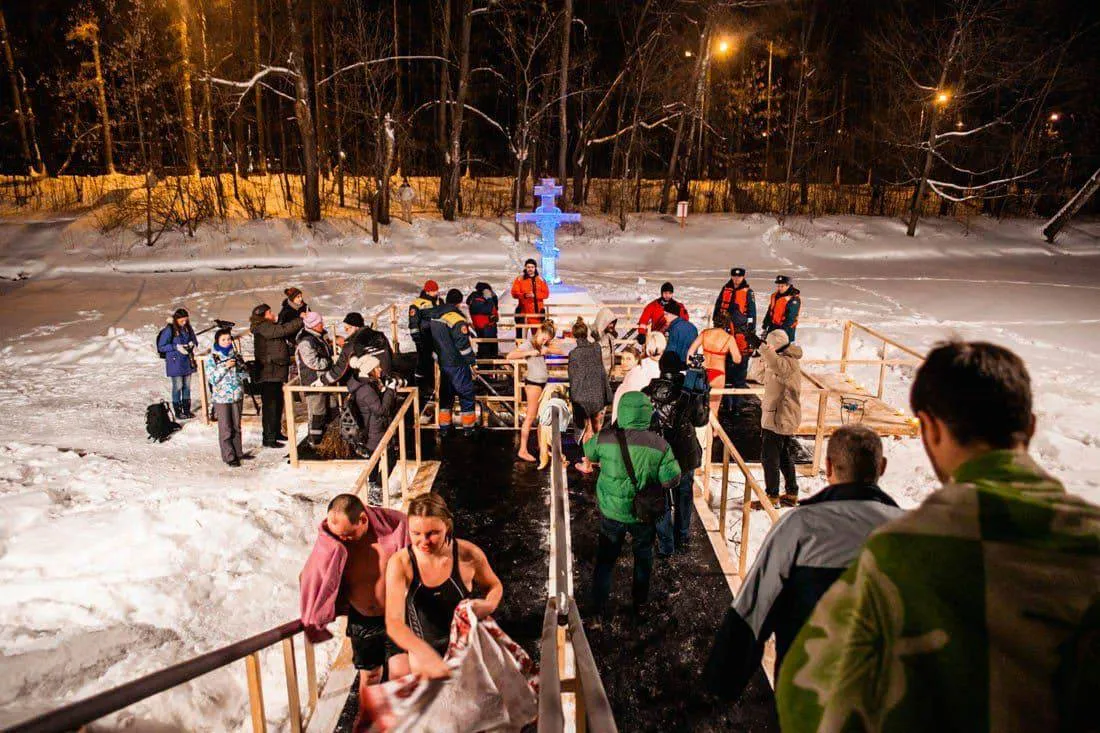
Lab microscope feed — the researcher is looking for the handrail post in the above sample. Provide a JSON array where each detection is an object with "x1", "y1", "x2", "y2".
[
  {"x1": 398, "y1": 418, "x2": 408, "y2": 499},
  {"x1": 413, "y1": 388, "x2": 422, "y2": 465},
  {"x1": 245, "y1": 652, "x2": 266, "y2": 733},
  {"x1": 304, "y1": 637, "x2": 318, "y2": 709},
  {"x1": 381, "y1": 449, "x2": 390, "y2": 508},
  {"x1": 282, "y1": 637, "x2": 303, "y2": 733},
  {"x1": 434, "y1": 361, "x2": 441, "y2": 428},
  {"x1": 739, "y1": 479, "x2": 752, "y2": 577},
  {"x1": 812, "y1": 390, "x2": 828, "y2": 475},
  {"x1": 390, "y1": 304, "x2": 399, "y2": 353},
  {"x1": 840, "y1": 320, "x2": 852, "y2": 373},
  {"x1": 197, "y1": 357, "x2": 210, "y2": 424},
  {"x1": 719, "y1": 443, "x2": 730, "y2": 540},
  {"x1": 876, "y1": 340, "x2": 888, "y2": 399},
  {"x1": 513, "y1": 361, "x2": 521, "y2": 429},
  {"x1": 284, "y1": 385, "x2": 299, "y2": 468}
]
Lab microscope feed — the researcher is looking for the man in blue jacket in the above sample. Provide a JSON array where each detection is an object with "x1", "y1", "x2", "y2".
[
  {"x1": 663, "y1": 301, "x2": 699, "y2": 364},
  {"x1": 428, "y1": 289, "x2": 478, "y2": 431}
]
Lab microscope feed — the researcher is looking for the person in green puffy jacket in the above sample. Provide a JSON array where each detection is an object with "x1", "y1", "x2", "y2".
[{"x1": 583, "y1": 391, "x2": 681, "y2": 620}]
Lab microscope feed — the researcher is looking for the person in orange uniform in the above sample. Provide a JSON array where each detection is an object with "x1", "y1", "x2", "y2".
[
  {"x1": 510, "y1": 259, "x2": 550, "y2": 328},
  {"x1": 637, "y1": 282, "x2": 690, "y2": 342},
  {"x1": 712, "y1": 267, "x2": 757, "y2": 399},
  {"x1": 762, "y1": 275, "x2": 801, "y2": 343}
]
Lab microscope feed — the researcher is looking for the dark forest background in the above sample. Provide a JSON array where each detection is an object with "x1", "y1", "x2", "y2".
[{"x1": 1, "y1": 0, "x2": 1097, "y2": 228}]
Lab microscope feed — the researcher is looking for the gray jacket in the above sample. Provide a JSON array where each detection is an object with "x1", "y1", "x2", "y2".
[
  {"x1": 593, "y1": 307, "x2": 618, "y2": 375},
  {"x1": 760, "y1": 341, "x2": 803, "y2": 435},
  {"x1": 568, "y1": 339, "x2": 612, "y2": 413}
]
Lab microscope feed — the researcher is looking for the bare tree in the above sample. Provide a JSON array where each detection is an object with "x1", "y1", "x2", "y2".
[
  {"x1": 67, "y1": 15, "x2": 115, "y2": 174},
  {"x1": 0, "y1": 7, "x2": 45, "y2": 174}
]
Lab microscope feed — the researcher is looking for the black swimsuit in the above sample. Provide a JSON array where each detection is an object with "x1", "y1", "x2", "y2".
[{"x1": 405, "y1": 541, "x2": 470, "y2": 655}]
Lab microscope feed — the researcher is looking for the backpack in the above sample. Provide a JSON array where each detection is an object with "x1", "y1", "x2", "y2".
[
  {"x1": 244, "y1": 359, "x2": 263, "y2": 395},
  {"x1": 339, "y1": 395, "x2": 370, "y2": 457},
  {"x1": 615, "y1": 428, "x2": 669, "y2": 524},
  {"x1": 146, "y1": 401, "x2": 181, "y2": 442},
  {"x1": 155, "y1": 326, "x2": 169, "y2": 359}
]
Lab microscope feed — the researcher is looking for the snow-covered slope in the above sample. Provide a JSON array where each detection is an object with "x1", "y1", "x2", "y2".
[{"x1": 0, "y1": 212, "x2": 1098, "y2": 730}]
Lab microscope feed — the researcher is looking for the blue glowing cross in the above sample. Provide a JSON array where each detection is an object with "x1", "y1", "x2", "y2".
[{"x1": 515, "y1": 178, "x2": 581, "y2": 285}]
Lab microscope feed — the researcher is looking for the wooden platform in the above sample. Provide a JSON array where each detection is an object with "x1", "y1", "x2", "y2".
[{"x1": 796, "y1": 371, "x2": 919, "y2": 438}]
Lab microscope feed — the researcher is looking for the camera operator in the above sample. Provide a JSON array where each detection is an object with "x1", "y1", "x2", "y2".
[
  {"x1": 206, "y1": 328, "x2": 250, "y2": 466},
  {"x1": 156, "y1": 308, "x2": 198, "y2": 419},
  {"x1": 642, "y1": 351, "x2": 710, "y2": 556}
]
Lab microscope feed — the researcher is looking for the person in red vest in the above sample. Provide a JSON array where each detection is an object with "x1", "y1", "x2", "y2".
[
  {"x1": 637, "y1": 282, "x2": 690, "y2": 342},
  {"x1": 763, "y1": 275, "x2": 801, "y2": 343},
  {"x1": 712, "y1": 267, "x2": 757, "y2": 395},
  {"x1": 466, "y1": 282, "x2": 500, "y2": 359},
  {"x1": 510, "y1": 259, "x2": 550, "y2": 328}
]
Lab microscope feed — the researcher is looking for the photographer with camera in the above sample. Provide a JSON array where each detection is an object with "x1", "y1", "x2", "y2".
[
  {"x1": 156, "y1": 307, "x2": 199, "y2": 419},
  {"x1": 643, "y1": 352, "x2": 710, "y2": 556},
  {"x1": 206, "y1": 328, "x2": 250, "y2": 466}
]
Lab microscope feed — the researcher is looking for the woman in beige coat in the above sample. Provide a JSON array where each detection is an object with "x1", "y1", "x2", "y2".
[{"x1": 759, "y1": 329, "x2": 803, "y2": 507}]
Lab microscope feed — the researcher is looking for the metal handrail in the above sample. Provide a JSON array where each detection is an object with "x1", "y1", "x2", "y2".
[{"x1": 6, "y1": 620, "x2": 306, "y2": 733}]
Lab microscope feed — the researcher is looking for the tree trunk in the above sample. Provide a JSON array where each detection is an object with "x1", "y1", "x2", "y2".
[
  {"x1": 176, "y1": 0, "x2": 199, "y2": 175},
  {"x1": 285, "y1": 0, "x2": 321, "y2": 222},
  {"x1": 88, "y1": 24, "x2": 115, "y2": 174},
  {"x1": 0, "y1": 8, "x2": 44, "y2": 174},
  {"x1": 436, "y1": 0, "x2": 453, "y2": 211},
  {"x1": 557, "y1": 0, "x2": 572, "y2": 188},
  {"x1": 310, "y1": 0, "x2": 328, "y2": 174},
  {"x1": 763, "y1": 40, "x2": 773, "y2": 182},
  {"x1": 252, "y1": 0, "x2": 267, "y2": 173},
  {"x1": 378, "y1": 114, "x2": 394, "y2": 224},
  {"x1": 660, "y1": 18, "x2": 710, "y2": 213},
  {"x1": 1043, "y1": 167, "x2": 1100, "y2": 242},
  {"x1": 198, "y1": 1, "x2": 216, "y2": 168},
  {"x1": 441, "y1": 0, "x2": 471, "y2": 221}
]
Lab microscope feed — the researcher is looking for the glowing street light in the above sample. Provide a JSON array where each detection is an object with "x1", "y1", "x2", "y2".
[
  {"x1": 1049, "y1": 112, "x2": 1060, "y2": 122},
  {"x1": 716, "y1": 39, "x2": 731, "y2": 55},
  {"x1": 684, "y1": 50, "x2": 693, "y2": 58},
  {"x1": 935, "y1": 91, "x2": 951, "y2": 106}
]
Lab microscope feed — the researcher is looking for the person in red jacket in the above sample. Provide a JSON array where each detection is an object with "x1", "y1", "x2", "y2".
[
  {"x1": 510, "y1": 258, "x2": 550, "y2": 327},
  {"x1": 637, "y1": 282, "x2": 690, "y2": 341}
]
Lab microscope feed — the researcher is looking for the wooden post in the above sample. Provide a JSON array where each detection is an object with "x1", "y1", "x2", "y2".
[
  {"x1": 701, "y1": 422, "x2": 713, "y2": 503},
  {"x1": 739, "y1": 480, "x2": 752, "y2": 577},
  {"x1": 195, "y1": 357, "x2": 210, "y2": 424},
  {"x1": 282, "y1": 637, "x2": 303, "y2": 733},
  {"x1": 839, "y1": 320, "x2": 853, "y2": 374},
  {"x1": 513, "y1": 361, "x2": 521, "y2": 429},
  {"x1": 284, "y1": 385, "x2": 299, "y2": 468},
  {"x1": 719, "y1": 444, "x2": 730, "y2": 540},
  {"x1": 390, "y1": 304, "x2": 399, "y2": 353},
  {"x1": 811, "y1": 390, "x2": 828, "y2": 475},
  {"x1": 304, "y1": 637, "x2": 319, "y2": 708},
  {"x1": 245, "y1": 652, "x2": 266, "y2": 733},
  {"x1": 413, "y1": 389, "x2": 422, "y2": 465},
  {"x1": 398, "y1": 419, "x2": 408, "y2": 497},
  {"x1": 381, "y1": 448, "x2": 390, "y2": 508},
  {"x1": 876, "y1": 341, "x2": 888, "y2": 399},
  {"x1": 434, "y1": 361, "x2": 441, "y2": 428}
]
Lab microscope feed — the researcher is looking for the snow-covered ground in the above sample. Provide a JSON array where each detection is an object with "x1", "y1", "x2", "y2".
[{"x1": 1, "y1": 212, "x2": 1099, "y2": 730}]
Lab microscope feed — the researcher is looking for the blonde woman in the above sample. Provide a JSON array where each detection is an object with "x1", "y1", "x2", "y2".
[
  {"x1": 385, "y1": 493, "x2": 503, "y2": 680},
  {"x1": 507, "y1": 322, "x2": 557, "y2": 462},
  {"x1": 611, "y1": 331, "x2": 665, "y2": 424}
]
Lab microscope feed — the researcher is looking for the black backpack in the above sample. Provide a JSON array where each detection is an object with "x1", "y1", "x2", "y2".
[
  {"x1": 155, "y1": 326, "x2": 169, "y2": 359},
  {"x1": 146, "y1": 401, "x2": 181, "y2": 442}
]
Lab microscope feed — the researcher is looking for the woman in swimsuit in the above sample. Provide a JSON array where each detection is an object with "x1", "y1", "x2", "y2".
[
  {"x1": 385, "y1": 493, "x2": 503, "y2": 680},
  {"x1": 688, "y1": 311, "x2": 741, "y2": 417},
  {"x1": 506, "y1": 322, "x2": 558, "y2": 462}
]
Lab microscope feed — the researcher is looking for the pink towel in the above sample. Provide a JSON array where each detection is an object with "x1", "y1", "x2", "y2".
[{"x1": 355, "y1": 600, "x2": 539, "y2": 732}]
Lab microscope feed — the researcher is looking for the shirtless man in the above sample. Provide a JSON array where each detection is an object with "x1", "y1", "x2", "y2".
[
  {"x1": 300, "y1": 493, "x2": 409, "y2": 687},
  {"x1": 688, "y1": 311, "x2": 742, "y2": 417}
]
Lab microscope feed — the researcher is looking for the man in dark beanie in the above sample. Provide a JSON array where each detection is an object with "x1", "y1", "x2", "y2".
[
  {"x1": 637, "y1": 281, "x2": 689, "y2": 342},
  {"x1": 328, "y1": 311, "x2": 394, "y2": 384},
  {"x1": 250, "y1": 303, "x2": 303, "y2": 447}
]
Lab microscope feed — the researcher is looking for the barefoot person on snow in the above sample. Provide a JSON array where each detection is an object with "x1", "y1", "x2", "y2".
[{"x1": 156, "y1": 307, "x2": 198, "y2": 419}]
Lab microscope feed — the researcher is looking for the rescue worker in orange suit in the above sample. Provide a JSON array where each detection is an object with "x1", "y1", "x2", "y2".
[
  {"x1": 429, "y1": 289, "x2": 478, "y2": 432},
  {"x1": 510, "y1": 259, "x2": 550, "y2": 327},
  {"x1": 466, "y1": 282, "x2": 500, "y2": 360},
  {"x1": 409, "y1": 281, "x2": 442, "y2": 389},
  {"x1": 762, "y1": 275, "x2": 801, "y2": 343},
  {"x1": 713, "y1": 267, "x2": 757, "y2": 410},
  {"x1": 637, "y1": 282, "x2": 690, "y2": 343}
]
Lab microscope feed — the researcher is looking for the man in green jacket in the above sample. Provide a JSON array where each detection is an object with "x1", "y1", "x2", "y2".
[
  {"x1": 584, "y1": 391, "x2": 682, "y2": 620},
  {"x1": 776, "y1": 341, "x2": 1100, "y2": 732}
]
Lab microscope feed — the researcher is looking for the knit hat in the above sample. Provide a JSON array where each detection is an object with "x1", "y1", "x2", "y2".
[
  {"x1": 660, "y1": 282, "x2": 674, "y2": 294},
  {"x1": 172, "y1": 308, "x2": 189, "y2": 320},
  {"x1": 730, "y1": 267, "x2": 746, "y2": 277},
  {"x1": 251, "y1": 303, "x2": 271, "y2": 318},
  {"x1": 343, "y1": 312, "x2": 365, "y2": 328},
  {"x1": 663, "y1": 300, "x2": 681, "y2": 316},
  {"x1": 284, "y1": 287, "x2": 303, "y2": 301},
  {"x1": 446, "y1": 288, "x2": 463, "y2": 305},
  {"x1": 423, "y1": 280, "x2": 440, "y2": 295},
  {"x1": 349, "y1": 354, "x2": 380, "y2": 375},
  {"x1": 775, "y1": 275, "x2": 791, "y2": 285},
  {"x1": 302, "y1": 311, "x2": 323, "y2": 330},
  {"x1": 766, "y1": 329, "x2": 790, "y2": 349},
  {"x1": 659, "y1": 351, "x2": 684, "y2": 375},
  {"x1": 645, "y1": 331, "x2": 667, "y2": 358}
]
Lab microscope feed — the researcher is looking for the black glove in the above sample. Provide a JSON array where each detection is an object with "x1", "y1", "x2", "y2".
[
  {"x1": 744, "y1": 330, "x2": 763, "y2": 351},
  {"x1": 636, "y1": 331, "x2": 647, "y2": 345}
]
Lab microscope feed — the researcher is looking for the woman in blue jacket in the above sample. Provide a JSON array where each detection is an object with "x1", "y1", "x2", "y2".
[{"x1": 157, "y1": 308, "x2": 198, "y2": 418}]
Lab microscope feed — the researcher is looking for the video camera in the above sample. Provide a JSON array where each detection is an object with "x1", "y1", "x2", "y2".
[{"x1": 683, "y1": 353, "x2": 710, "y2": 395}]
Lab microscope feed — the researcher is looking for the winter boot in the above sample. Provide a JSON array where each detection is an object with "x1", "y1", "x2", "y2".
[{"x1": 459, "y1": 411, "x2": 477, "y2": 432}]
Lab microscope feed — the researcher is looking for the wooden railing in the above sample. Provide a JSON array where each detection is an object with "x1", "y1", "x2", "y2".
[
  {"x1": 538, "y1": 406, "x2": 618, "y2": 733},
  {"x1": 6, "y1": 620, "x2": 319, "y2": 733},
  {"x1": 839, "y1": 320, "x2": 924, "y2": 398}
]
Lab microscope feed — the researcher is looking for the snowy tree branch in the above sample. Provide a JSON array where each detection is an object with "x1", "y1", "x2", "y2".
[{"x1": 318, "y1": 56, "x2": 447, "y2": 87}]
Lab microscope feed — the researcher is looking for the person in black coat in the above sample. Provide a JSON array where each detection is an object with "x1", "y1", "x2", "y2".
[
  {"x1": 249, "y1": 303, "x2": 303, "y2": 447},
  {"x1": 466, "y1": 282, "x2": 500, "y2": 360},
  {"x1": 279, "y1": 287, "x2": 309, "y2": 325},
  {"x1": 567, "y1": 317, "x2": 612, "y2": 473},
  {"x1": 643, "y1": 351, "x2": 710, "y2": 556},
  {"x1": 331, "y1": 312, "x2": 395, "y2": 384}
]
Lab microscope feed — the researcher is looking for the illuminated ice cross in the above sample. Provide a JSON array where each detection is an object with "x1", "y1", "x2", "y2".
[{"x1": 515, "y1": 178, "x2": 581, "y2": 285}]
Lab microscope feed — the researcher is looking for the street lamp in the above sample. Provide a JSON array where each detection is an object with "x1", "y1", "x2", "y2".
[
  {"x1": 1049, "y1": 112, "x2": 1060, "y2": 122},
  {"x1": 684, "y1": 50, "x2": 693, "y2": 58},
  {"x1": 935, "y1": 91, "x2": 951, "y2": 106},
  {"x1": 716, "y1": 39, "x2": 731, "y2": 55}
]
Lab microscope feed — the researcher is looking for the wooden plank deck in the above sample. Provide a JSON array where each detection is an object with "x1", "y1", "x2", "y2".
[{"x1": 796, "y1": 371, "x2": 918, "y2": 437}]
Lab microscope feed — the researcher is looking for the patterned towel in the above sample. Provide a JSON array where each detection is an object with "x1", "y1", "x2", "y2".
[{"x1": 355, "y1": 600, "x2": 539, "y2": 732}]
